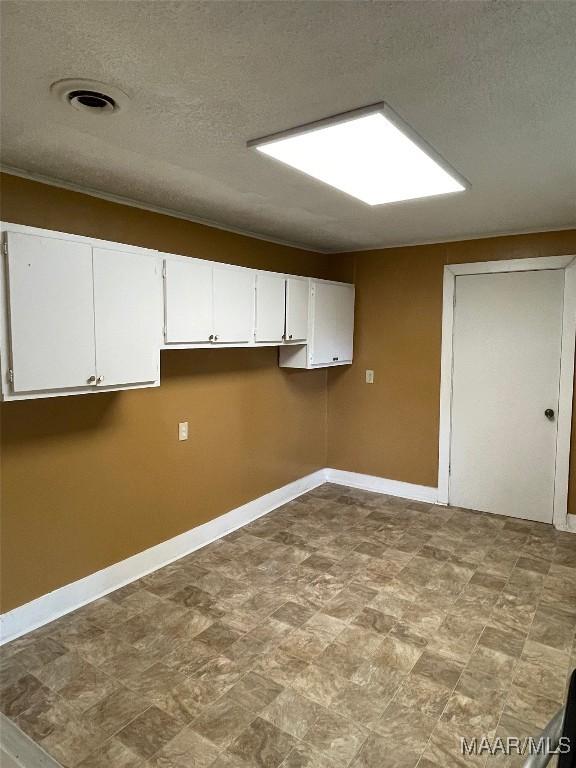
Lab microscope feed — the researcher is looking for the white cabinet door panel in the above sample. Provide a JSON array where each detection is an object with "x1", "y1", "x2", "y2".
[
  {"x1": 165, "y1": 259, "x2": 213, "y2": 342},
  {"x1": 6, "y1": 232, "x2": 96, "y2": 392},
  {"x1": 213, "y1": 266, "x2": 255, "y2": 343},
  {"x1": 311, "y1": 282, "x2": 354, "y2": 365},
  {"x1": 93, "y1": 247, "x2": 161, "y2": 386},
  {"x1": 286, "y1": 278, "x2": 309, "y2": 341},
  {"x1": 255, "y1": 274, "x2": 285, "y2": 342}
]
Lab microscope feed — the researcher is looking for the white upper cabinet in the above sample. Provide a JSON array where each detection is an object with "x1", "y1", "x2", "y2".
[
  {"x1": 213, "y1": 265, "x2": 255, "y2": 343},
  {"x1": 5, "y1": 231, "x2": 97, "y2": 393},
  {"x1": 279, "y1": 279, "x2": 355, "y2": 369},
  {"x1": 93, "y1": 247, "x2": 161, "y2": 387},
  {"x1": 164, "y1": 258, "x2": 213, "y2": 343},
  {"x1": 285, "y1": 277, "x2": 309, "y2": 342},
  {"x1": 311, "y1": 282, "x2": 355, "y2": 366},
  {"x1": 0, "y1": 223, "x2": 354, "y2": 400},
  {"x1": 1, "y1": 225, "x2": 162, "y2": 401},
  {"x1": 255, "y1": 273, "x2": 286, "y2": 343}
]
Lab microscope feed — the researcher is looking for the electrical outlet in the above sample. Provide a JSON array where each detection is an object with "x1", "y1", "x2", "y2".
[
  {"x1": 365, "y1": 369, "x2": 374, "y2": 384},
  {"x1": 178, "y1": 421, "x2": 189, "y2": 441}
]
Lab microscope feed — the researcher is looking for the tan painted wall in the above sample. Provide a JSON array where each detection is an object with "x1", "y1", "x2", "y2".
[
  {"x1": 326, "y1": 231, "x2": 576, "y2": 516},
  {"x1": 0, "y1": 174, "x2": 329, "y2": 612},
  {"x1": 1, "y1": 173, "x2": 574, "y2": 613}
]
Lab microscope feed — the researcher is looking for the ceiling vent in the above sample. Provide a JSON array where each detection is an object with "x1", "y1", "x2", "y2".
[
  {"x1": 50, "y1": 79, "x2": 128, "y2": 115},
  {"x1": 67, "y1": 89, "x2": 116, "y2": 113}
]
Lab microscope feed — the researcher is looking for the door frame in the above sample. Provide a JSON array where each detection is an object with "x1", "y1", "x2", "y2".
[{"x1": 438, "y1": 255, "x2": 576, "y2": 531}]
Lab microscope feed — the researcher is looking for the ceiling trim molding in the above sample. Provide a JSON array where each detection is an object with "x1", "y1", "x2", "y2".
[
  {"x1": 1, "y1": 166, "x2": 573, "y2": 256},
  {"x1": 337, "y1": 225, "x2": 576, "y2": 253},
  {"x1": 0, "y1": 165, "x2": 328, "y2": 254}
]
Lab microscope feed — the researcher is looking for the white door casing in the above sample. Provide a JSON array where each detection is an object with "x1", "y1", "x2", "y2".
[
  {"x1": 6, "y1": 231, "x2": 96, "y2": 392},
  {"x1": 438, "y1": 256, "x2": 576, "y2": 531}
]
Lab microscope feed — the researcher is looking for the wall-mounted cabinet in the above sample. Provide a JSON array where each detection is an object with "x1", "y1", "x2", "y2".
[
  {"x1": 0, "y1": 222, "x2": 354, "y2": 400},
  {"x1": 0, "y1": 225, "x2": 162, "y2": 401},
  {"x1": 164, "y1": 257, "x2": 256, "y2": 346},
  {"x1": 255, "y1": 273, "x2": 286, "y2": 343},
  {"x1": 279, "y1": 279, "x2": 355, "y2": 369}
]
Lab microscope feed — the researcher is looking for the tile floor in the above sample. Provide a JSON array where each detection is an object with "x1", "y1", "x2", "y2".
[{"x1": 1, "y1": 484, "x2": 575, "y2": 768}]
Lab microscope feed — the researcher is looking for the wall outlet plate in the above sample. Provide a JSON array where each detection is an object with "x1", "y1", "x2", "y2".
[
  {"x1": 178, "y1": 421, "x2": 188, "y2": 441},
  {"x1": 366, "y1": 370, "x2": 374, "y2": 384}
]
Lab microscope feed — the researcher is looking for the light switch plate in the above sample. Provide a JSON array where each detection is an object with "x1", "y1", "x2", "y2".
[
  {"x1": 178, "y1": 421, "x2": 188, "y2": 441},
  {"x1": 365, "y1": 370, "x2": 374, "y2": 384}
]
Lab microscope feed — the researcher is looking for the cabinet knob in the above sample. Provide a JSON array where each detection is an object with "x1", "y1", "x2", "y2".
[
  {"x1": 87, "y1": 375, "x2": 96, "y2": 384},
  {"x1": 209, "y1": 334, "x2": 214, "y2": 341},
  {"x1": 96, "y1": 375, "x2": 104, "y2": 384},
  {"x1": 214, "y1": 335, "x2": 219, "y2": 341},
  {"x1": 289, "y1": 334, "x2": 293, "y2": 339}
]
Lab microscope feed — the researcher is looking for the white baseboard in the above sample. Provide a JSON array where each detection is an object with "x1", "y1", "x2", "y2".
[
  {"x1": 325, "y1": 468, "x2": 438, "y2": 504},
  {"x1": 0, "y1": 470, "x2": 326, "y2": 645},
  {"x1": 0, "y1": 468, "x2": 441, "y2": 645},
  {"x1": 0, "y1": 714, "x2": 61, "y2": 768}
]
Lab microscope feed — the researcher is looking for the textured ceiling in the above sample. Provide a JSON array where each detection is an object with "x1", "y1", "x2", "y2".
[{"x1": 1, "y1": 1, "x2": 575, "y2": 252}]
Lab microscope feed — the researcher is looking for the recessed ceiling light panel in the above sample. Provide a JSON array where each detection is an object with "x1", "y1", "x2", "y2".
[{"x1": 248, "y1": 103, "x2": 469, "y2": 205}]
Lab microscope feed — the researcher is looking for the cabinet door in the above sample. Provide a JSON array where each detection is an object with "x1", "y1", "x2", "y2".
[
  {"x1": 93, "y1": 247, "x2": 161, "y2": 386},
  {"x1": 285, "y1": 278, "x2": 309, "y2": 341},
  {"x1": 164, "y1": 258, "x2": 213, "y2": 342},
  {"x1": 6, "y1": 231, "x2": 96, "y2": 393},
  {"x1": 213, "y1": 265, "x2": 255, "y2": 343},
  {"x1": 311, "y1": 282, "x2": 354, "y2": 366},
  {"x1": 255, "y1": 273, "x2": 285, "y2": 342}
]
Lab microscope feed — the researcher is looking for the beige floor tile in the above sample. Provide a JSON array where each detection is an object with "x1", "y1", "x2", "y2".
[{"x1": 3, "y1": 486, "x2": 574, "y2": 768}]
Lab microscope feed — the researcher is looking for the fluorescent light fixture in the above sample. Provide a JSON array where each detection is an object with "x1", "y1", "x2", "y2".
[{"x1": 248, "y1": 103, "x2": 468, "y2": 205}]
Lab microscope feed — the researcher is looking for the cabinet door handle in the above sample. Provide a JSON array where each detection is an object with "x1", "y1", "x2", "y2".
[
  {"x1": 208, "y1": 334, "x2": 214, "y2": 341},
  {"x1": 87, "y1": 375, "x2": 96, "y2": 384},
  {"x1": 214, "y1": 335, "x2": 219, "y2": 341},
  {"x1": 96, "y1": 375, "x2": 104, "y2": 384}
]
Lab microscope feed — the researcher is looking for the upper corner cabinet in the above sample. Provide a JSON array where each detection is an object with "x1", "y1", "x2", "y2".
[
  {"x1": 0, "y1": 225, "x2": 162, "y2": 400},
  {"x1": 279, "y1": 279, "x2": 355, "y2": 369}
]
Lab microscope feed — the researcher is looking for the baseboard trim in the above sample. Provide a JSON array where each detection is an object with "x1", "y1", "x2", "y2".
[
  {"x1": 0, "y1": 714, "x2": 62, "y2": 768},
  {"x1": 0, "y1": 468, "x2": 441, "y2": 644},
  {"x1": 325, "y1": 468, "x2": 438, "y2": 504},
  {"x1": 0, "y1": 470, "x2": 325, "y2": 645}
]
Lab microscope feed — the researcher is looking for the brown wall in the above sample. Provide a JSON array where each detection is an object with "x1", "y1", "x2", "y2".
[
  {"x1": 2, "y1": 172, "x2": 574, "y2": 613},
  {"x1": 0, "y1": 174, "x2": 329, "y2": 612},
  {"x1": 327, "y1": 231, "x2": 576, "y2": 516}
]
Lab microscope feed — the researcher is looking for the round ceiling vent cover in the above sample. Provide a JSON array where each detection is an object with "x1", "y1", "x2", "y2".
[{"x1": 50, "y1": 79, "x2": 129, "y2": 115}]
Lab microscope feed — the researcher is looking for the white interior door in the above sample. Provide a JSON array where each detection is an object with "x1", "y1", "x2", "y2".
[
  {"x1": 164, "y1": 259, "x2": 213, "y2": 343},
  {"x1": 255, "y1": 274, "x2": 285, "y2": 342},
  {"x1": 311, "y1": 282, "x2": 355, "y2": 365},
  {"x1": 6, "y1": 231, "x2": 96, "y2": 392},
  {"x1": 285, "y1": 278, "x2": 309, "y2": 341},
  {"x1": 213, "y1": 265, "x2": 255, "y2": 343},
  {"x1": 93, "y1": 247, "x2": 161, "y2": 386},
  {"x1": 449, "y1": 270, "x2": 564, "y2": 523}
]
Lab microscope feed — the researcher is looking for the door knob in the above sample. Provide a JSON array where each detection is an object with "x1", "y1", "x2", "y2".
[
  {"x1": 87, "y1": 375, "x2": 96, "y2": 384},
  {"x1": 545, "y1": 408, "x2": 555, "y2": 421}
]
